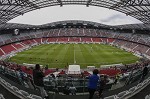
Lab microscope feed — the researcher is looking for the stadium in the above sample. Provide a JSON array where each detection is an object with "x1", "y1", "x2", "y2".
[{"x1": 0, "y1": 0, "x2": 150, "y2": 99}]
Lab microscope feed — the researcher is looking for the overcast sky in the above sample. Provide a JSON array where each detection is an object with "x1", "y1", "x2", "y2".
[{"x1": 8, "y1": 5, "x2": 142, "y2": 26}]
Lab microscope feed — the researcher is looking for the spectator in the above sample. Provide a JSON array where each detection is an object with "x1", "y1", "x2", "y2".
[
  {"x1": 98, "y1": 76, "x2": 109, "y2": 98},
  {"x1": 69, "y1": 84, "x2": 77, "y2": 95},
  {"x1": 143, "y1": 65, "x2": 148, "y2": 77},
  {"x1": 53, "y1": 85, "x2": 59, "y2": 94},
  {"x1": 63, "y1": 85, "x2": 70, "y2": 95},
  {"x1": 88, "y1": 69, "x2": 99, "y2": 99},
  {"x1": 16, "y1": 68, "x2": 26, "y2": 86},
  {"x1": 33, "y1": 64, "x2": 49, "y2": 99},
  {"x1": 114, "y1": 74, "x2": 119, "y2": 84},
  {"x1": 140, "y1": 65, "x2": 148, "y2": 82},
  {"x1": 44, "y1": 65, "x2": 50, "y2": 76},
  {"x1": 26, "y1": 74, "x2": 36, "y2": 89},
  {"x1": 45, "y1": 65, "x2": 48, "y2": 70}
]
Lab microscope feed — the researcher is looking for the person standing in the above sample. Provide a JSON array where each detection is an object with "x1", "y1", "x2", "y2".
[
  {"x1": 88, "y1": 69, "x2": 99, "y2": 99},
  {"x1": 140, "y1": 65, "x2": 148, "y2": 82},
  {"x1": 33, "y1": 64, "x2": 49, "y2": 99},
  {"x1": 98, "y1": 76, "x2": 109, "y2": 98},
  {"x1": 142, "y1": 65, "x2": 148, "y2": 78}
]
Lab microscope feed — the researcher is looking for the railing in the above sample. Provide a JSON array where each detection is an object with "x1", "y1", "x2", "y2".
[{"x1": 0, "y1": 63, "x2": 150, "y2": 99}]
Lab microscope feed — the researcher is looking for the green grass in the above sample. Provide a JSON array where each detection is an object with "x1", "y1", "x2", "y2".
[{"x1": 8, "y1": 44, "x2": 139, "y2": 68}]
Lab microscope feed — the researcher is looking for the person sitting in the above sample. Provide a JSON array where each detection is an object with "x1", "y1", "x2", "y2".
[
  {"x1": 26, "y1": 74, "x2": 36, "y2": 89},
  {"x1": 16, "y1": 68, "x2": 27, "y2": 86},
  {"x1": 63, "y1": 85, "x2": 70, "y2": 95},
  {"x1": 69, "y1": 84, "x2": 77, "y2": 95}
]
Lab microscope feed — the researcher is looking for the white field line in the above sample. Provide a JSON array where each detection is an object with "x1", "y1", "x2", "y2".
[{"x1": 74, "y1": 44, "x2": 76, "y2": 64}]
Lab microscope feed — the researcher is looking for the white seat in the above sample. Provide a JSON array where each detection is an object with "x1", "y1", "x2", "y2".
[
  {"x1": 148, "y1": 78, "x2": 150, "y2": 82},
  {"x1": 148, "y1": 77, "x2": 150, "y2": 80},
  {"x1": 19, "y1": 90, "x2": 30, "y2": 96},
  {"x1": 0, "y1": 94, "x2": 5, "y2": 99},
  {"x1": 104, "y1": 95, "x2": 116, "y2": 99},
  {"x1": 117, "y1": 91, "x2": 128, "y2": 98},
  {"x1": 145, "y1": 95, "x2": 150, "y2": 99},
  {"x1": 6, "y1": 82, "x2": 11, "y2": 88},
  {"x1": 143, "y1": 79, "x2": 148, "y2": 84},
  {"x1": 11, "y1": 86, "x2": 19, "y2": 92},
  {"x1": 30, "y1": 94, "x2": 42, "y2": 99},
  {"x1": 0, "y1": 78, "x2": 3, "y2": 83},
  {"x1": 1, "y1": 79, "x2": 6, "y2": 84},
  {"x1": 137, "y1": 83, "x2": 143, "y2": 88},
  {"x1": 129, "y1": 86, "x2": 136, "y2": 93}
]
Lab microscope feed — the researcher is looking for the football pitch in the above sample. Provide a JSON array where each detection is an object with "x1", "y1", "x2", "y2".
[{"x1": 9, "y1": 44, "x2": 139, "y2": 68}]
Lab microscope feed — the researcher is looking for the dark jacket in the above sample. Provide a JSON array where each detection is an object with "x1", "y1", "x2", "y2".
[
  {"x1": 99, "y1": 79, "x2": 108, "y2": 90},
  {"x1": 33, "y1": 69, "x2": 45, "y2": 86},
  {"x1": 88, "y1": 74, "x2": 99, "y2": 89},
  {"x1": 143, "y1": 66, "x2": 148, "y2": 76}
]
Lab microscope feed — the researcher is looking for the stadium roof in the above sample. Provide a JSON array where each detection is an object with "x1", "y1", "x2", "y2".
[
  {"x1": 0, "y1": 0, "x2": 150, "y2": 24},
  {"x1": 115, "y1": 23, "x2": 150, "y2": 30},
  {"x1": 0, "y1": 20, "x2": 110, "y2": 30},
  {"x1": 0, "y1": 20, "x2": 150, "y2": 30},
  {"x1": 0, "y1": 23, "x2": 35, "y2": 30}
]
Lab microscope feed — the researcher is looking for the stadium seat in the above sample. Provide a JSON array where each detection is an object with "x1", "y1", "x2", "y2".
[
  {"x1": 1, "y1": 79, "x2": 6, "y2": 84},
  {"x1": 145, "y1": 95, "x2": 150, "y2": 99},
  {"x1": 116, "y1": 90, "x2": 129, "y2": 98},
  {"x1": 128, "y1": 86, "x2": 137, "y2": 93},
  {"x1": 15, "y1": 90, "x2": 30, "y2": 99},
  {"x1": 142, "y1": 79, "x2": 149, "y2": 86},
  {"x1": 137, "y1": 83, "x2": 143, "y2": 89},
  {"x1": 104, "y1": 95, "x2": 117, "y2": 99},
  {"x1": 10, "y1": 86, "x2": 19, "y2": 92},
  {"x1": 0, "y1": 94, "x2": 5, "y2": 99},
  {"x1": 19, "y1": 90, "x2": 30, "y2": 97},
  {"x1": 147, "y1": 77, "x2": 150, "y2": 82},
  {"x1": 6, "y1": 82, "x2": 11, "y2": 88},
  {"x1": 0, "y1": 78, "x2": 3, "y2": 83},
  {"x1": 28, "y1": 94, "x2": 42, "y2": 99}
]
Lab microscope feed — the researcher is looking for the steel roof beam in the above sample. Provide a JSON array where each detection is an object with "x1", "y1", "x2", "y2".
[
  {"x1": 123, "y1": 0, "x2": 150, "y2": 7},
  {"x1": 110, "y1": 0, "x2": 130, "y2": 9},
  {"x1": 20, "y1": 0, "x2": 40, "y2": 9},
  {"x1": 126, "y1": 10, "x2": 150, "y2": 16},
  {"x1": 0, "y1": 0, "x2": 39, "y2": 8},
  {"x1": 0, "y1": 17, "x2": 12, "y2": 20},
  {"x1": 0, "y1": 9, "x2": 24, "y2": 15},
  {"x1": 87, "y1": 0, "x2": 92, "y2": 7},
  {"x1": 57, "y1": 0, "x2": 63, "y2": 6},
  {"x1": 110, "y1": 0, "x2": 150, "y2": 9},
  {"x1": 0, "y1": 0, "x2": 149, "y2": 24},
  {"x1": 0, "y1": 0, "x2": 25, "y2": 6}
]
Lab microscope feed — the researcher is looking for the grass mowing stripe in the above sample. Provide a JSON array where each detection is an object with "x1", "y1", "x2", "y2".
[
  {"x1": 53, "y1": 44, "x2": 70, "y2": 68},
  {"x1": 9, "y1": 44, "x2": 139, "y2": 68},
  {"x1": 76, "y1": 44, "x2": 86, "y2": 64},
  {"x1": 61, "y1": 44, "x2": 73, "y2": 67},
  {"x1": 82, "y1": 44, "x2": 97, "y2": 63}
]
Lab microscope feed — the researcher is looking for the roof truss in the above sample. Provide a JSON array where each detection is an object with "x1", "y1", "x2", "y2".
[{"x1": 0, "y1": 0, "x2": 150, "y2": 24}]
